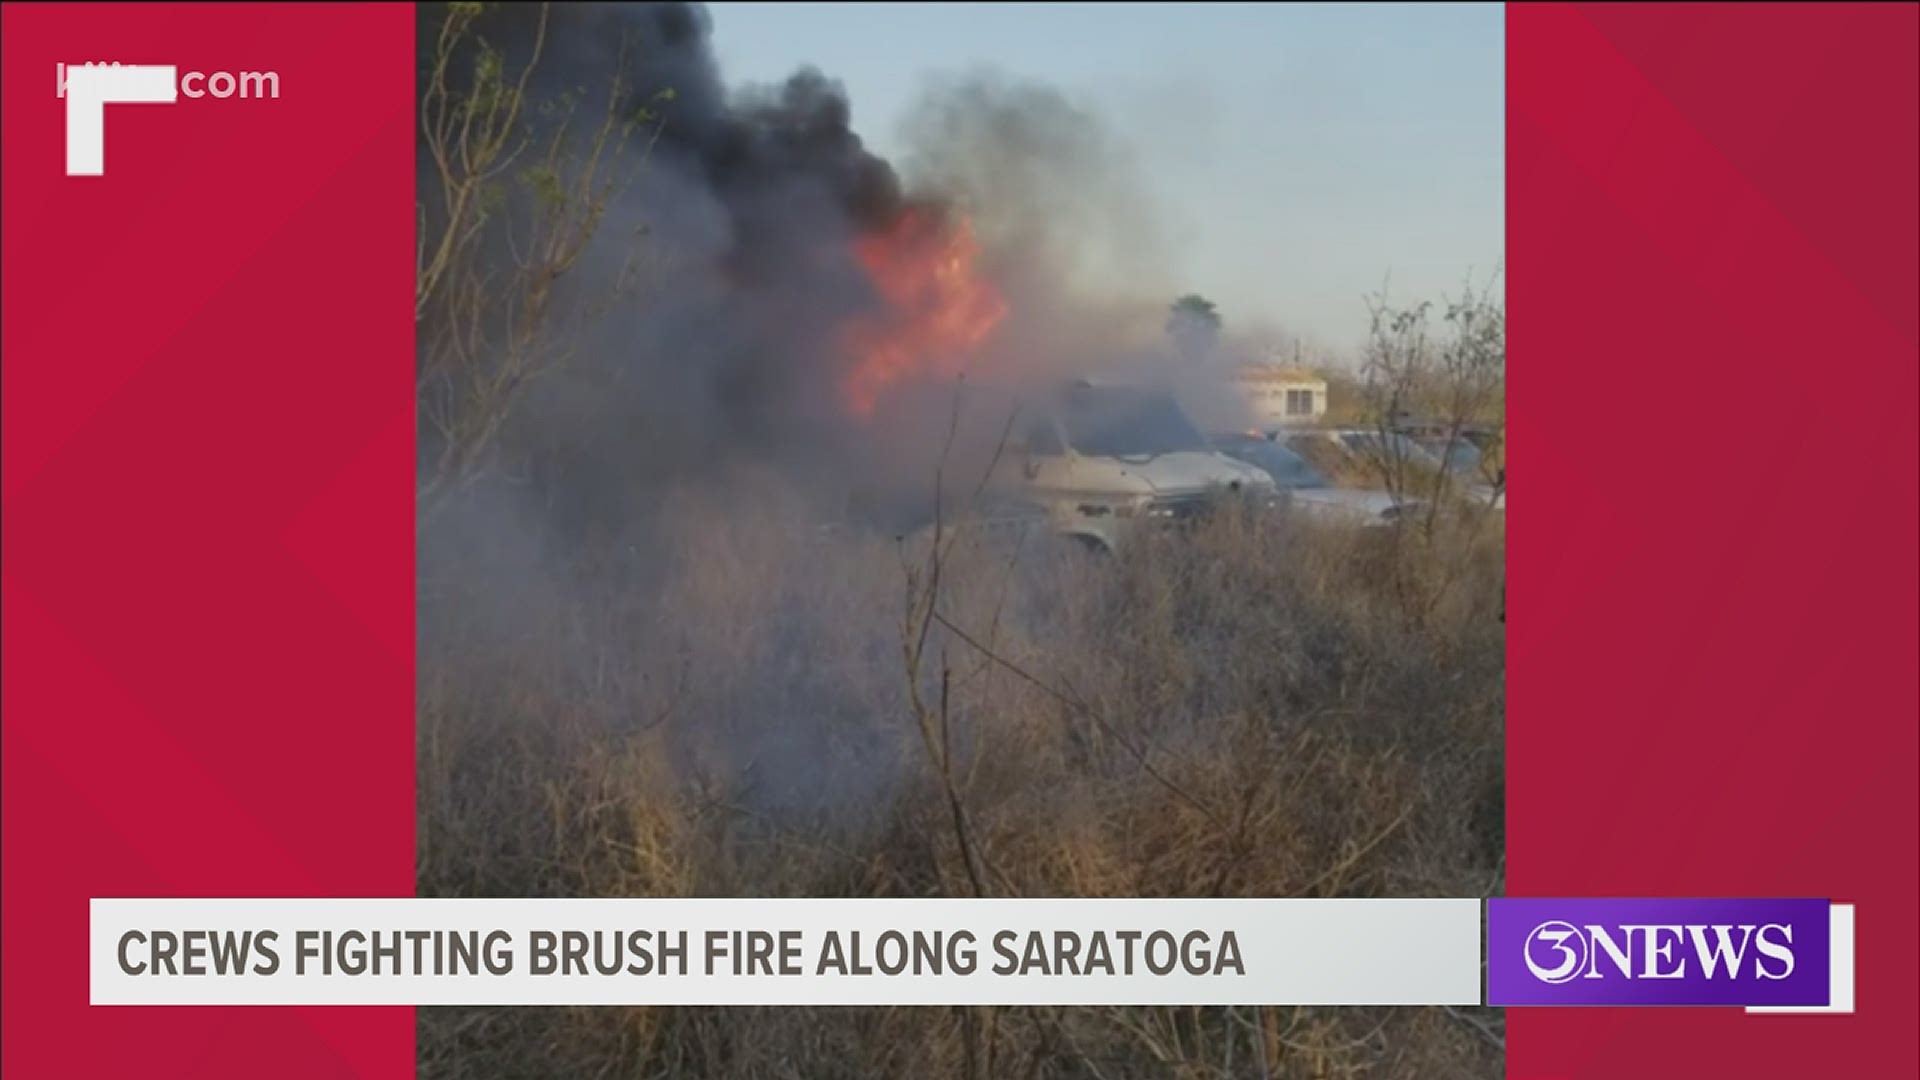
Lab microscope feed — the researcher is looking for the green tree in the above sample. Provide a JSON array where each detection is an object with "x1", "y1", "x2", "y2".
[{"x1": 1166, "y1": 293, "x2": 1222, "y2": 361}]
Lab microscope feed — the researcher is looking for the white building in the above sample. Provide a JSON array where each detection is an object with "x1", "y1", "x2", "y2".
[{"x1": 1232, "y1": 365, "x2": 1328, "y2": 427}]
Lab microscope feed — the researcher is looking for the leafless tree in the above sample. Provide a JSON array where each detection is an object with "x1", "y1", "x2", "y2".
[
  {"x1": 415, "y1": 1, "x2": 669, "y2": 518},
  {"x1": 1355, "y1": 275, "x2": 1506, "y2": 623}
]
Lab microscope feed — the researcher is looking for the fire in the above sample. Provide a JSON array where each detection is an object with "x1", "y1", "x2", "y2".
[{"x1": 841, "y1": 209, "x2": 1007, "y2": 415}]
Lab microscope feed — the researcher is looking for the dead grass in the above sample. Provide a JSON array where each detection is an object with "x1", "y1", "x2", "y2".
[{"x1": 418, "y1": 476, "x2": 1505, "y2": 1078}]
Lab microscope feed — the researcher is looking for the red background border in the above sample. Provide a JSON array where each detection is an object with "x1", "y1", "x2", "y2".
[
  {"x1": 1508, "y1": 3, "x2": 1917, "y2": 1077},
  {"x1": 2, "y1": 4, "x2": 415, "y2": 1077},
  {"x1": 2, "y1": 4, "x2": 1915, "y2": 1078}
]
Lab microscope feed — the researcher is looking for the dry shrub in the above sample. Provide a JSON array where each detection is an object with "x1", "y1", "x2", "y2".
[{"x1": 418, "y1": 483, "x2": 1504, "y2": 1078}]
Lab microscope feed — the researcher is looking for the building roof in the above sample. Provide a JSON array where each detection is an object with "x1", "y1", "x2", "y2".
[{"x1": 1231, "y1": 365, "x2": 1326, "y2": 386}]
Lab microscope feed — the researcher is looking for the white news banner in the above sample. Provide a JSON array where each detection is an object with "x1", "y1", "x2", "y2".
[{"x1": 92, "y1": 897, "x2": 1482, "y2": 1007}]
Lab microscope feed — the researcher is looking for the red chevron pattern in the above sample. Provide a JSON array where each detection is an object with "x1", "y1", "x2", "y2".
[
  {"x1": 2, "y1": 4, "x2": 414, "y2": 1077},
  {"x1": 1508, "y1": 4, "x2": 1917, "y2": 1077}
]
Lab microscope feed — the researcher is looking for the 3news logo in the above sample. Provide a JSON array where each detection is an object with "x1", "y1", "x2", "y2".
[
  {"x1": 1488, "y1": 898, "x2": 1832, "y2": 1006},
  {"x1": 56, "y1": 62, "x2": 278, "y2": 177},
  {"x1": 1522, "y1": 918, "x2": 1795, "y2": 984}
]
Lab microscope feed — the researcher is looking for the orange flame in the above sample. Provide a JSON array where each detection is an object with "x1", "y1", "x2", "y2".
[{"x1": 841, "y1": 209, "x2": 1007, "y2": 416}]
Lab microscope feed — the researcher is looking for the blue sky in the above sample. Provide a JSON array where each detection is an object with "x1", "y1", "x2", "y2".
[{"x1": 707, "y1": 2, "x2": 1503, "y2": 352}]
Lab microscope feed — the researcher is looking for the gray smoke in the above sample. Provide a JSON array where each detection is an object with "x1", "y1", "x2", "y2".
[
  {"x1": 425, "y1": 2, "x2": 1208, "y2": 534},
  {"x1": 417, "y1": 2, "x2": 1241, "y2": 824}
]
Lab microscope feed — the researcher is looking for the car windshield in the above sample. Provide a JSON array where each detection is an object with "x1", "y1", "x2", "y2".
[
  {"x1": 1220, "y1": 441, "x2": 1329, "y2": 488},
  {"x1": 1341, "y1": 432, "x2": 1439, "y2": 465},
  {"x1": 1057, "y1": 389, "x2": 1207, "y2": 458},
  {"x1": 1417, "y1": 437, "x2": 1483, "y2": 473}
]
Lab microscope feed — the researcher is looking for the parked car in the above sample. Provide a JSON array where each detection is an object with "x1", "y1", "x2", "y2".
[
  {"x1": 1211, "y1": 433, "x2": 1413, "y2": 527},
  {"x1": 1392, "y1": 418, "x2": 1505, "y2": 490},
  {"x1": 1284, "y1": 427, "x2": 1504, "y2": 512}
]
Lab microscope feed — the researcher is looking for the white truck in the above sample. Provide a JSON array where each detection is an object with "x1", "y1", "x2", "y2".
[{"x1": 994, "y1": 381, "x2": 1276, "y2": 552}]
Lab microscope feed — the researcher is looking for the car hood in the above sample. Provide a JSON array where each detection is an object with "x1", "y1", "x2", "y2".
[
  {"x1": 1283, "y1": 487, "x2": 1417, "y2": 525},
  {"x1": 1102, "y1": 451, "x2": 1276, "y2": 496},
  {"x1": 1470, "y1": 485, "x2": 1506, "y2": 511},
  {"x1": 1288, "y1": 487, "x2": 1405, "y2": 513}
]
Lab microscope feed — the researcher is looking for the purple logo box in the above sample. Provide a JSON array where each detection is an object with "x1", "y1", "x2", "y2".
[{"x1": 1487, "y1": 898, "x2": 1830, "y2": 1007}]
